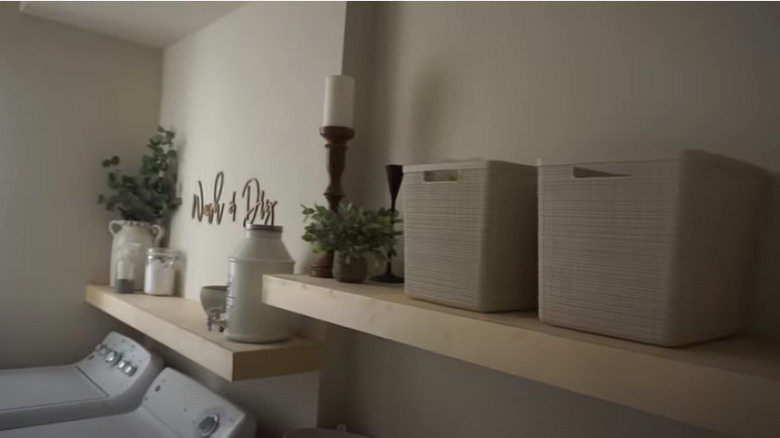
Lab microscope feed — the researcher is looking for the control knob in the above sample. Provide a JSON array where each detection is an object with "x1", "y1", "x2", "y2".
[
  {"x1": 105, "y1": 351, "x2": 122, "y2": 366},
  {"x1": 198, "y1": 414, "x2": 220, "y2": 437}
]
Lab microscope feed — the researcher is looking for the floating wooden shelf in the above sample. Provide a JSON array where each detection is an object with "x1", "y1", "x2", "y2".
[
  {"x1": 263, "y1": 274, "x2": 780, "y2": 438},
  {"x1": 85, "y1": 285, "x2": 319, "y2": 381}
]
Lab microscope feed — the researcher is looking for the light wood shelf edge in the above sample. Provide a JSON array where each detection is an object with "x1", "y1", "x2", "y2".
[
  {"x1": 263, "y1": 274, "x2": 780, "y2": 438},
  {"x1": 85, "y1": 285, "x2": 320, "y2": 381}
]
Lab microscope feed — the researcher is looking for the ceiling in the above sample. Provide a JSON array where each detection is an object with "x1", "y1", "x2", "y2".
[{"x1": 19, "y1": 1, "x2": 245, "y2": 48}]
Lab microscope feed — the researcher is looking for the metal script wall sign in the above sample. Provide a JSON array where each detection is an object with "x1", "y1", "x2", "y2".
[{"x1": 192, "y1": 172, "x2": 277, "y2": 226}]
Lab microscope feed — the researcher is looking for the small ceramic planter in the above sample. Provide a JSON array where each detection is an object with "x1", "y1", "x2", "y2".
[
  {"x1": 333, "y1": 252, "x2": 368, "y2": 283},
  {"x1": 109, "y1": 220, "x2": 164, "y2": 289},
  {"x1": 200, "y1": 285, "x2": 228, "y2": 314}
]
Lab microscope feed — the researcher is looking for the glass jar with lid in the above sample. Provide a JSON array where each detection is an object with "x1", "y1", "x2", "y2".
[
  {"x1": 115, "y1": 243, "x2": 142, "y2": 294},
  {"x1": 144, "y1": 248, "x2": 180, "y2": 296}
]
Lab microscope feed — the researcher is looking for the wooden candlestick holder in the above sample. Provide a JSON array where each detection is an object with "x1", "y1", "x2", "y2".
[{"x1": 310, "y1": 126, "x2": 355, "y2": 278}]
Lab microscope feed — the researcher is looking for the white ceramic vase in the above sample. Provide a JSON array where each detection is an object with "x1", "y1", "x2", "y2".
[{"x1": 109, "y1": 220, "x2": 164, "y2": 290}]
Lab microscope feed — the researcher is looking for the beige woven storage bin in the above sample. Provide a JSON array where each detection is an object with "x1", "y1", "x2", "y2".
[
  {"x1": 403, "y1": 160, "x2": 537, "y2": 312},
  {"x1": 539, "y1": 150, "x2": 767, "y2": 346}
]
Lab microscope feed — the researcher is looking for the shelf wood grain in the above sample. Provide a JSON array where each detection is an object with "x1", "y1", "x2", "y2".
[
  {"x1": 263, "y1": 274, "x2": 780, "y2": 438},
  {"x1": 85, "y1": 285, "x2": 319, "y2": 381}
]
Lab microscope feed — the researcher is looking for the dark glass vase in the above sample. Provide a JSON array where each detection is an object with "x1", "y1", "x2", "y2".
[{"x1": 372, "y1": 164, "x2": 404, "y2": 283}]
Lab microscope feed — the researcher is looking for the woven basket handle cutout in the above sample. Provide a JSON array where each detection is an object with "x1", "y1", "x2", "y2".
[
  {"x1": 572, "y1": 166, "x2": 629, "y2": 179},
  {"x1": 423, "y1": 169, "x2": 461, "y2": 183}
]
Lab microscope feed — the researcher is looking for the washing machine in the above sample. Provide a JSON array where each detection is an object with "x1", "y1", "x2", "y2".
[
  {"x1": 0, "y1": 368, "x2": 255, "y2": 438},
  {"x1": 0, "y1": 331, "x2": 162, "y2": 430}
]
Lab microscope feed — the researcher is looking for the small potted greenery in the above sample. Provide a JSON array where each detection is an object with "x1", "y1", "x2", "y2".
[{"x1": 301, "y1": 204, "x2": 401, "y2": 283}]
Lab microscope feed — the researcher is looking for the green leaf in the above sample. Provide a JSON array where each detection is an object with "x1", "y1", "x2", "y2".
[
  {"x1": 300, "y1": 203, "x2": 401, "y2": 263},
  {"x1": 98, "y1": 127, "x2": 181, "y2": 221}
]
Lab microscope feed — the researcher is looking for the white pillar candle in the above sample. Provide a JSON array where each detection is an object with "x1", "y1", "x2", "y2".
[{"x1": 322, "y1": 75, "x2": 355, "y2": 129}]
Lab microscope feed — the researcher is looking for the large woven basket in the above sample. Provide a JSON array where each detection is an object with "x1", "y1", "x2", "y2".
[
  {"x1": 538, "y1": 150, "x2": 767, "y2": 346},
  {"x1": 403, "y1": 160, "x2": 538, "y2": 312}
]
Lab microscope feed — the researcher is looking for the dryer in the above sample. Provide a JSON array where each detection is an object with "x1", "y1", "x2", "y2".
[
  {"x1": 0, "y1": 331, "x2": 162, "y2": 430},
  {"x1": 0, "y1": 368, "x2": 255, "y2": 438}
]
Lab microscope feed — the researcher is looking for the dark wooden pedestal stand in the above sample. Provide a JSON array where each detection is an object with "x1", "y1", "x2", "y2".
[{"x1": 310, "y1": 126, "x2": 355, "y2": 278}]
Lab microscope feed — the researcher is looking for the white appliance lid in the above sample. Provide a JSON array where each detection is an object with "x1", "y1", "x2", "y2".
[
  {"x1": 0, "y1": 410, "x2": 177, "y2": 438},
  {"x1": 0, "y1": 366, "x2": 105, "y2": 411}
]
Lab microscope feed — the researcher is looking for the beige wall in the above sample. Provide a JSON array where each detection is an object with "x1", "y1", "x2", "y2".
[
  {"x1": 158, "y1": 3, "x2": 348, "y2": 435},
  {"x1": 359, "y1": 2, "x2": 780, "y2": 334},
  {"x1": 0, "y1": 2, "x2": 161, "y2": 368},
  {"x1": 346, "y1": 333, "x2": 724, "y2": 438},
  {"x1": 342, "y1": 3, "x2": 780, "y2": 438},
  {"x1": 160, "y1": 1, "x2": 348, "y2": 301}
]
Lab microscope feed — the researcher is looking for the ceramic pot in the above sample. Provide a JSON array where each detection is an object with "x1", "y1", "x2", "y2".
[
  {"x1": 200, "y1": 285, "x2": 228, "y2": 313},
  {"x1": 333, "y1": 253, "x2": 367, "y2": 283},
  {"x1": 109, "y1": 220, "x2": 164, "y2": 289},
  {"x1": 226, "y1": 225, "x2": 295, "y2": 344}
]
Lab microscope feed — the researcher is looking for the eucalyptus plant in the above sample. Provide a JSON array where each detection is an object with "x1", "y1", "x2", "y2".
[
  {"x1": 301, "y1": 203, "x2": 401, "y2": 262},
  {"x1": 97, "y1": 127, "x2": 182, "y2": 223}
]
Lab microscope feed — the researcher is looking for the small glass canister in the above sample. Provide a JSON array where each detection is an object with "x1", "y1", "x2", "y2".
[
  {"x1": 115, "y1": 243, "x2": 142, "y2": 294},
  {"x1": 144, "y1": 248, "x2": 180, "y2": 296}
]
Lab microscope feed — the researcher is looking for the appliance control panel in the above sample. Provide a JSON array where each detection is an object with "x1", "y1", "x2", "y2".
[
  {"x1": 77, "y1": 332, "x2": 162, "y2": 397},
  {"x1": 141, "y1": 369, "x2": 255, "y2": 438}
]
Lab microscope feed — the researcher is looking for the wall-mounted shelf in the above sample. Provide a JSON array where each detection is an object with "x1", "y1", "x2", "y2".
[
  {"x1": 85, "y1": 285, "x2": 319, "y2": 381},
  {"x1": 263, "y1": 274, "x2": 780, "y2": 438}
]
